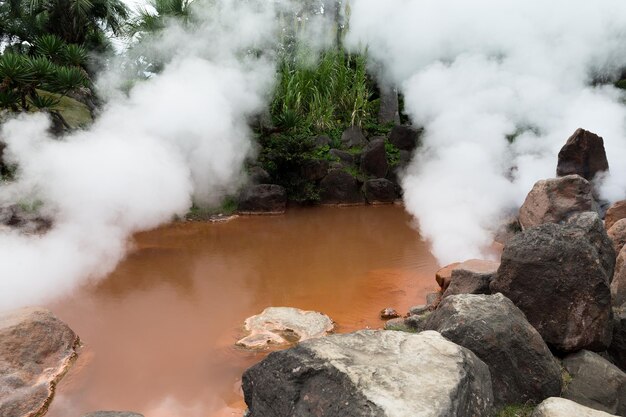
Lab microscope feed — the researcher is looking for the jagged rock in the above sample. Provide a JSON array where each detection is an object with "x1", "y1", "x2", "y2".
[
  {"x1": 320, "y1": 170, "x2": 364, "y2": 205},
  {"x1": 236, "y1": 307, "x2": 334, "y2": 349},
  {"x1": 436, "y1": 263, "x2": 460, "y2": 291},
  {"x1": 609, "y1": 219, "x2": 626, "y2": 254},
  {"x1": 436, "y1": 260, "x2": 498, "y2": 294},
  {"x1": 612, "y1": 247, "x2": 626, "y2": 307},
  {"x1": 340, "y1": 126, "x2": 367, "y2": 148},
  {"x1": 379, "y1": 307, "x2": 399, "y2": 320},
  {"x1": 609, "y1": 306, "x2": 626, "y2": 371},
  {"x1": 82, "y1": 413, "x2": 144, "y2": 417},
  {"x1": 363, "y1": 178, "x2": 396, "y2": 203},
  {"x1": 360, "y1": 138, "x2": 388, "y2": 178},
  {"x1": 606, "y1": 201, "x2": 626, "y2": 230},
  {"x1": 443, "y1": 260, "x2": 499, "y2": 299},
  {"x1": 313, "y1": 135, "x2": 332, "y2": 149},
  {"x1": 424, "y1": 294, "x2": 562, "y2": 405},
  {"x1": 242, "y1": 330, "x2": 494, "y2": 417},
  {"x1": 389, "y1": 125, "x2": 420, "y2": 151},
  {"x1": 0, "y1": 307, "x2": 79, "y2": 417},
  {"x1": 301, "y1": 159, "x2": 329, "y2": 182},
  {"x1": 562, "y1": 350, "x2": 626, "y2": 415},
  {"x1": 238, "y1": 184, "x2": 287, "y2": 214},
  {"x1": 408, "y1": 305, "x2": 429, "y2": 316},
  {"x1": 518, "y1": 175, "x2": 598, "y2": 230},
  {"x1": 491, "y1": 222, "x2": 613, "y2": 352},
  {"x1": 566, "y1": 212, "x2": 616, "y2": 280},
  {"x1": 532, "y1": 398, "x2": 618, "y2": 417},
  {"x1": 329, "y1": 149, "x2": 355, "y2": 166},
  {"x1": 248, "y1": 166, "x2": 271, "y2": 184},
  {"x1": 556, "y1": 128, "x2": 609, "y2": 181},
  {"x1": 378, "y1": 85, "x2": 400, "y2": 125},
  {"x1": 426, "y1": 292, "x2": 442, "y2": 307}
]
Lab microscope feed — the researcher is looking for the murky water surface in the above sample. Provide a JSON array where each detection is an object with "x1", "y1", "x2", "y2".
[{"x1": 45, "y1": 205, "x2": 439, "y2": 417}]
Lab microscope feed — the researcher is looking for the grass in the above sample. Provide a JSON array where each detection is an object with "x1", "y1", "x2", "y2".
[
  {"x1": 496, "y1": 405, "x2": 535, "y2": 417},
  {"x1": 36, "y1": 90, "x2": 92, "y2": 129},
  {"x1": 185, "y1": 197, "x2": 238, "y2": 221}
]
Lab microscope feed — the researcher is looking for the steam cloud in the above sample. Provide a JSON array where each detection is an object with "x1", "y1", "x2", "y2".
[
  {"x1": 0, "y1": 0, "x2": 286, "y2": 309},
  {"x1": 346, "y1": 0, "x2": 626, "y2": 264}
]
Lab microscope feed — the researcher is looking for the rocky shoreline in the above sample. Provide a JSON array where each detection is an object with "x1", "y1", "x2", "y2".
[{"x1": 3, "y1": 128, "x2": 626, "y2": 416}]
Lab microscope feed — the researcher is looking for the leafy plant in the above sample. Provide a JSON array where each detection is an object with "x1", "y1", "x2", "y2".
[{"x1": 385, "y1": 141, "x2": 400, "y2": 167}]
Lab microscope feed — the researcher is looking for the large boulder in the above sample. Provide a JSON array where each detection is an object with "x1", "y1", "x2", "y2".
[
  {"x1": 300, "y1": 159, "x2": 329, "y2": 182},
  {"x1": 320, "y1": 170, "x2": 364, "y2": 205},
  {"x1": 442, "y1": 260, "x2": 499, "y2": 299},
  {"x1": 360, "y1": 138, "x2": 388, "y2": 178},
  {"x1": 340, "y1": 126, "x2": 367, "y2": 148},
  {"x1": 82, "y1": 413, "x2": 144, "y2": 417},
  {"x1": 377, "y1": 85, "x2": 400, "y2": 125},
  {"x1": 562, "y1": 350, "x2": 626, "y2": 415},
  {"x1": 606, "y1": 201, "x2": 626, "y2": 230},
  {"x1": 0, "y1": 307, "x2": 79, "y2": 417},
  {"x1": 608, "y1": 219, "x2": 626, "y2": 254},
  {"x1": 435, "y1": 259, "x2": 498, "y2": 293},
  {"x1": 236, "y1": 307, "x2": 334, "y2": 349},
  {"x1": 238, "y1": 184, "x2": 287, "y2": 214},
  {"x1": 611, "y1": 247, "x2": 626, "y2": 307},
  {"x1": 363, "y1": 178, "x2": 397, "y2": 204},
  {"x1": 556, "y1": 128, "x2": 609, "y2": 181},
  {"x1": 566, "y1": 212, "x2": 616, "y2": 280},
  {"x1": 242, "y1": 330, "x2": 494, "y2": 417},
  {"x1": 609, "y1": 306, "x2": 626, "y2": 371},
  {"x1": 518, "y1": 175, "x2": 597, "y2": 230},
  {"x1": 247, "y1": 166, "x2": 271, "y2": 184},
  {"x1": 424, "y1": 294, "x2": 562, "y2": 405},
  {"x1": 532, "y1": 398, "x2": 618, "y2": 417},
  {"x1": 388, "y1": 125, "x2": 420, "y2": 152},
  {"x1": 491, "y1": 222, "x2": 613, "y2": 352}
]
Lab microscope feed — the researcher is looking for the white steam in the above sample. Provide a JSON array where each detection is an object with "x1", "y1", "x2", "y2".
[
  {"x1": 347, "y1": 0, "x2": 626, "y2": 264},
  {"x1": 0, "y1": 0, "x2": 280, "y2": 309}
]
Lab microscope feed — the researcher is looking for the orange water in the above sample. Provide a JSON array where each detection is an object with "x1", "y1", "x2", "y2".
[{"x1": 45, "y1": 205, "x2": 439, "y2": 417}]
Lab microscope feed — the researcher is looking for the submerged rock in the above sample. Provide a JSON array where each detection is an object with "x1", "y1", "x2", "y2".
[
  {"x1": 556, "y1": 128, "x2": 609, "y2": 181},
  {"x1": 0, "y1": 307, "x2": 79, "y2": 417},
  {"x1": 606, "y1": 200, "x2": 626, "y2": 230},
  {"x1": 319, "y1": 170, "x2": 364, "y2": 204},
  {"x1": 518, "y1": 175, "x2": 597, "y2": 229},
  {"x1": 491, "y1": 222, "x2": 612, "y2": 352},
  {"x1": 236, "y1": 307, "x2": 334, "y2": 349},
  {"x1": 532, "y1": 397, "x2": 618, "y2": 417},
  {"x1": 379, "y1": 307, "x2": 400, "y2": 320},
  {"x1": 562, "y1": 350, "x2": 626, "y2": 415},
  {"x1": 424, "y1": 294, "x2": 562, "y2": 405},
  {"x1": 242, "y1": 330, "x2": 494, "y2": 417},
  {"x1": 238, "y1": 184, "x2": 287, "y2": 214}
]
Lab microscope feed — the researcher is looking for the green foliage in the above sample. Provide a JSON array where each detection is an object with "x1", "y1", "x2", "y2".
[
  {"x1": 186, "y1": 196, "x2": 238, "y2": 220},
  {"x1": 271, "y1": 48, "x2": 376, "y2": 135},
  {"x1": 496, "y1": 405, "x2": 534, "y2": 417},
  {"x1": 34, "y1": 34, "x2": 65, "y2": 62},
  {"x1": 385, "y1": 141, "x2": 400, "y2": 167},
  {"x1": 615, "y1": 80, "x2": 626, "y2": 90}
]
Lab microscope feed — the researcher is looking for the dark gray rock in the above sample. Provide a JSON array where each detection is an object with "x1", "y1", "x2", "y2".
[
  {"x1": 377, "y1": 85, "x2": 400, "y2": 125},
  {"x1": 82, "y1": 413, "x2": 144, "y2": 417},
  {"x1": 329, "y1": 149, "x2": 355, "y2": 166},
  {"x1": 566, "y1": 212, "x2": 616, "y2": 280},
  {"x1": 363, "y1": 178, "x2": 396, "y2": 203},
  {"x1": 562, "y1": 350, "x2": 626, "y2": 415},
  {"x1": 248, "y1": 166, "x2": 271, "y2": 184},
  {"x1": 313, "y1": 135, "x2": 332, "y2": 148},
  {"x1": 442, "y1": 261, "x2": 499, "y2": 299},
  {"x1": 491, "y1": 222, "x2": 613, "y2": 352},
  {"x1": 424, "y1": 293, "x2": 562, "y2": 406},
  {"x1": 0, "y1": 204, "x2": 52, "y2": 234},
  {"x1": 557, "y1": 128, "x2": 609, "y2": 181},
  {"x1": 242, "y1": 330, "x2": 494, "y2": 417},
  {"x1": 360, "y1": 138, "x2": 388, "y2": 178},
  {"x1": 609, "y1": 306, "x2": 626, "y2": 372},
  {"x1": 389, "y1": 125, "x2": 420, "y2": 151},
  {"x1": 340, "y1": 126, "x2": 367, "y2": 148},
  {"x1": 319, "y1": 170, "x2": 364, "y2": 205},
  {"x1": 0, "y1": 142, "x2": 6, "y2": 176},
  {"x1": 0, "y1": 308, "x2": 79, "y2": 417},
  {"x1": 300, "y1": 159, "x2": 329, "y2": 182},
  {"x1": 238, "y1": 184, "x2": 287, "y2": 213}
]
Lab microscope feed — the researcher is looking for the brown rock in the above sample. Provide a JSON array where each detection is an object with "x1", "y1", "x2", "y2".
[
  {"x1": 379, "y1": 307, "x2": 400, "y2": 320},
  {"x1": 609, "y1": 219, "x2": 626, "y2": 254},
  {"x1": 606, "y1": 201, "x2": 626, "y2": 230},
  {"x1": 612, "y1": 247, "x2": 626, "y2": 307},
  {"x1": 556, "y1": 128, "x2": 609, "y2": 181},
  {"x1": 518, "y1": 175, "x2": 597, "y2": 230},
  {"x1": 436, "y1": 260, "x2": 498, "y2": 292},
  {"x1": 443, "y1": 260, "x2": 500, "y2": 299},
  {"x1": 435, "y1": 262, "x2": 460, "y2": 291},
  {"x1": 0, "y1": 307, "x2": 79, "y2": 417}
]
